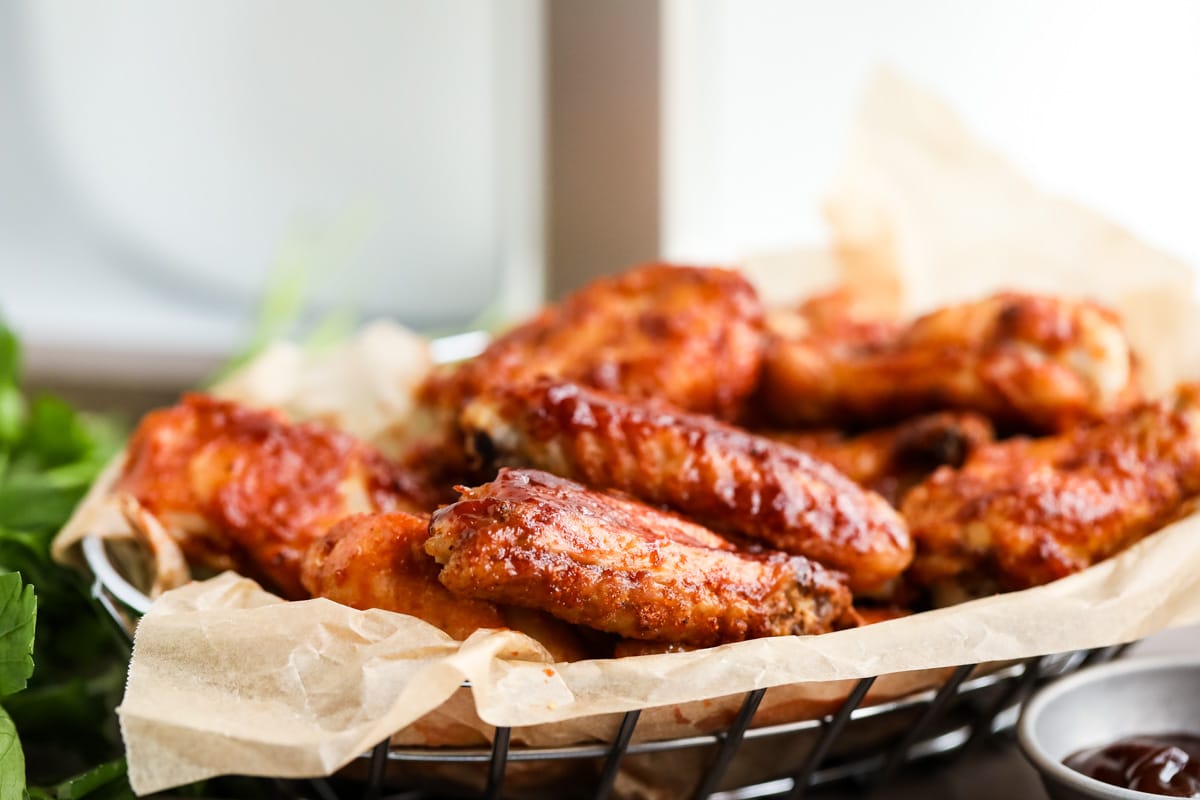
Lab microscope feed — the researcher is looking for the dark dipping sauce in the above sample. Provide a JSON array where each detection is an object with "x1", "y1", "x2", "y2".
[{"x1": 1065, "y1": 734, "x2": 1200, "y2": 797}]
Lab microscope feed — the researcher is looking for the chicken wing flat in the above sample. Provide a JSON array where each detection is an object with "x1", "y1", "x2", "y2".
[
  {"x1": 902, "y1": 385, "x2": 1200, "y2": 599},
  {"x1": 302, "y1": 511, "x2": 589, "y2": 660},
  {"x1": 761, "y1": 292, "x2": 1141, "y2": 432},
  {"x1": 765, "y1": 412, "x2": 995, "y2": 505},
  {"x1": 422, "y1": 263, "x2": 765, "y2": 421},
  {"x1": 117, "y1": 393, "x2": 425, "y2": 599},
  {"x1": 461, "y1": 379, "x2": 911, "y2": 592},
  {"x1": 426, "y1": 469, "x2": 853, "y2": 646}
]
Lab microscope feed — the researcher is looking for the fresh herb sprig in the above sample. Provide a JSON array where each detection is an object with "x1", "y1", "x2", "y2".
[
  {"x1": 0, "y1": 225, "x2": 380, "y2": 798},
  {"x1": 0, "y1": 323, "x2": 129, "y2": 800}
]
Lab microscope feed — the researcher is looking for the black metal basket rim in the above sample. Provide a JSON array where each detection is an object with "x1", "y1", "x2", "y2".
[
  {"x1": 378, "y1": 650, "x2": 1092, "y2": 763},
  {"x1": 384, "y1": 666, "x2": 1025, "y2": 763},
  {"x1": 85, "y1": 535, "x2": 153, "y2": 616}
]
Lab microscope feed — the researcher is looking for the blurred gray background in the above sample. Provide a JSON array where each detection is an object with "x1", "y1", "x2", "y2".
[{"x1": 1, "y1": 0, "x2": 1198, "y2": 410}]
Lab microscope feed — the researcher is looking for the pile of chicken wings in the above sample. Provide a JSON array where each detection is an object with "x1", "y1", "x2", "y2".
[{"x1": 115, "y1": 264, "x2": 1200, "y2": 658}]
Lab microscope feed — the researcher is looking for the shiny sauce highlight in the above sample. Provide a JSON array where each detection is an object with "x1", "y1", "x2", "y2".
[{"x1": 1065, "y1": 733, "x2": 1200, "y2": 797}]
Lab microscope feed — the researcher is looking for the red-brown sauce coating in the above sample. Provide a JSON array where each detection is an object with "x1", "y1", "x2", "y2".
[
  {"x1": 422, "y1": 263, "x2": 766, "y2": 421},
  {"x1": 761, "y1": 291, "x2": 1141, "y2": 432},
  {"x1": 426, "y1": 468, "x2": 852, "y2": 646},
  {"x1": 904, "y1": 392, "x2": 1200, "y2": 593},
  {"x1": 120, "y1": 393, "x2": 417, "y2": 598},
  {"x1": 463, "y1": 379, "x2": 911, "y2": 592}
]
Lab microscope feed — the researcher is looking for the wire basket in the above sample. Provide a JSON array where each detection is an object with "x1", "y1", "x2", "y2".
[{"x1": 83, "y1": 535, "x2": 1125, "y2": 800}]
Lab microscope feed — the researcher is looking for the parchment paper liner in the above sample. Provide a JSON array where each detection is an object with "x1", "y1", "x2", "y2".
[{"x1": 53, "y1": 69, "x2": 1200, "y2": 795}]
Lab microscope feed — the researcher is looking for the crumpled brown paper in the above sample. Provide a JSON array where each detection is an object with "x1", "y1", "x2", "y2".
[
  {"x1": 54, "y1": 70, "x2": 1200, "y2": 795},
  {"x1": 211, "y1": 319, "x2": 433, "y2": 454},
  {"x1": 826, "y1": 68, "x2": 1200, "y2": 390},
  {"x1": 120, "y1": 521, "x2": 1200, "y2": 790}
]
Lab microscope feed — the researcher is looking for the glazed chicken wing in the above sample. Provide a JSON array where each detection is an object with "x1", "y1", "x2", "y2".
[
  {"x1": 761, "y1": 292, "x2": 1141, "y2": 432},
  {"x1": 422, "y1": 263, "x2": 766, "y2": 421},
  {"x1": 303, "y1": 512, "x2": 505, "y2": 640},
  {"x1": 766, "y1": 286, "x2": 900, "y2": 347},
  {"x1": 765, "y1": 412, "x2": 994, "y2": 505},
  {"x1": 117, "y1": 393, "x2": 426, "y2": 599},
  {"x1": 460, "y1": 379, "x2": 912, "y2": 592},
  {"x1": 426, "y1": 469, "x2": 853, "y2": 646},
  {"x1": 302, "y1": 511, "x2": 589, "y2": 660},
  {"x1": 902, "y1": 384, "x2": 1200, "y2": 600}
]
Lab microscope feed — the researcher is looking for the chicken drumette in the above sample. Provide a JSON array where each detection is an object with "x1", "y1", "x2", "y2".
[
  {"x1": 302, "y1": 512, "x2": 504, "y2": 639},
  {"x1": 302, "y1": 511, "x2": 588, "y2": 660}
]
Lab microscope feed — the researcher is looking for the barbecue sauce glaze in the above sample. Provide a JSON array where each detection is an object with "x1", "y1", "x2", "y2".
[{"x1": 1065, "y1": 734, "x2": 1200, "y2": 797}]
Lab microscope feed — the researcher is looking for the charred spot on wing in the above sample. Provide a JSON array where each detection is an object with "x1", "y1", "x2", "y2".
[
  {"x1": 468, "y1": 430, "x2": 496, "y2": 467},
  {"x1": 909, "y1": 428, "x2": 970, "y2": 468},
  {"x1": 894, "y1": 415, "x2": 993, "y2": 471},
  {"x1": 994, "y1": 298, "x2": 1025, "y2": 338}
]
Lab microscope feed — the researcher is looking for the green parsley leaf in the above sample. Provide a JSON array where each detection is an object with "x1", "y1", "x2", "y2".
[
  {"x1": 0, "y1": 705, "x2": 25, "y2": 800},
  {"x1": 0, "y1": 573, "x2": 35, "y2": 698},
  {"x1": 20, "y1": 397, "x2": 92, "y2": 470}
]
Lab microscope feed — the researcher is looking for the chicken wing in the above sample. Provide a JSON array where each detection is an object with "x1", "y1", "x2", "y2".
[
  {"x1": 764, "y1": 412, "x2": 994, "y2": 505},
  {"x1": 302, "y1": 512, "x2": 505, "y2": 640},
  {"x1": 766, "y1": 286, "x2": 900, "y2": 347},
  {"x1": 301, "y1": 511, "x2": 590, "y2": 660},
  {"x1": 117, "y1": 393, "x2": 425, "y2": 599},
  {"x1": 461, "y1": 379, "x2": 911, "y2": 592},
  {"x1": 761, "y1": 292, "x2": 1141, "y2": 432},
  {"x1": 422, "y1": 263, "x2": 766, "y2": 421},
  {"x1": 902, "y1": 384, "x2": 1200, "y2": 600},
  {"x1": 426, "y1": 469, "x2": 853, "y2": 646}
]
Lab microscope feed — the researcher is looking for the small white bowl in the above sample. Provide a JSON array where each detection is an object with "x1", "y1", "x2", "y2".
[{"x1": 1018, "y1": 656, "x2": 1200, "y2": 800}]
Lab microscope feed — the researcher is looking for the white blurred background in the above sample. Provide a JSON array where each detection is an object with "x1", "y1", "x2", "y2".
[
  {"x1": 662, "y1": 0, "x2": 1200, "y2": 265},
  {"x1": 1, "y1": 0, "x2": 1197, "y2": 397}
]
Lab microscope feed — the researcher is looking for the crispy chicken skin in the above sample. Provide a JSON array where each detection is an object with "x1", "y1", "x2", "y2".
[
  {"x1": 461, "y1": 379, "x2": 912, "y2": 592},
  {"x1": 903, "y1": 385, "x2": 1200, "y2": 597},
  {"x1": 302, "y1": 512, "x2": 506, "y2": 640},
  {"x1": 765, "y1": 412, "x2": 995, "y2": 505},
  {"x1": 762, "y1": 292, "x2": 1141, "y2": 432},
  {"x1": 766, "y1": 287, "x2": 900, "y2": 347},
  {"x1": 302, "y1": 512, "x2": 590, "y2": 660},
  {"x1": 426, "y1": 469, "x2": 853, "y2": 647},
  {"x1": 117, "y1": 393, "x2": 424, "y2": 599},
  {"x1": 422, "y1": 263, "x2": 766, "y2": 421}
]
